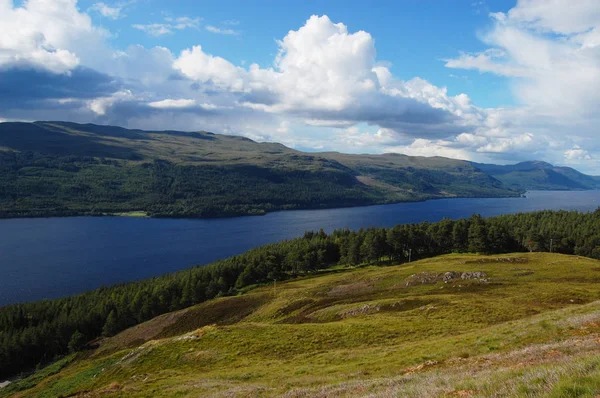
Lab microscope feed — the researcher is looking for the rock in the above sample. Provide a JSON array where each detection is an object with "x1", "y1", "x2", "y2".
[
  {"x1": 461, "y1": 271, "x2": 487, "y2": 280},
  {"x1": 406, "y1": 271, "x2": 489, "y2": 286},
  {"x1": 444, "y1": 271, "x2": 460, "y2": 282}
]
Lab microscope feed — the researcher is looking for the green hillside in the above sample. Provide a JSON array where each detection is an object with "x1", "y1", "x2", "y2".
[
  {"x1": 474, "y1": 161, "x2": 600, "y2": 191},
  {"x1": 0, "y1": 121, "x2": 518, "y2": 218},
  {"x1": 3, "y1": 252, "x2": 600, "y2": 397}
]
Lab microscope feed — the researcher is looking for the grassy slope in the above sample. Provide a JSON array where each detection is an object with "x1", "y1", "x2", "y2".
[
  {"x1": 5, "y1": 252, "x2": 600, "y2": 397},
  {"x1": 0, "y1": 121, "x2": 518, "y2": 218}
]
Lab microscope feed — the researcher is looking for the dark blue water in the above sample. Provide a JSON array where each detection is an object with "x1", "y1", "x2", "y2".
[{"x1": 1, "y1": 190, "x2": 599, "y2": 306}]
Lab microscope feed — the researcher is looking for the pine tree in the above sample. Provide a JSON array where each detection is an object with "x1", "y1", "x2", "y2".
[
  {"x1": 102, "y1": 310, "x2": 119, "y2": 337},
  {"x1": 468, "y1": 215, "x2": 489, "y2": 253},
  {"x1": 68, "y1": 330, "x2": 86, "y2": 352}
]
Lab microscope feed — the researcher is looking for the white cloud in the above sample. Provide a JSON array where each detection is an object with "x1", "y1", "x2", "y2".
[
  {"x1": 339, "y1": 127, "x2": 403, "y2": 149},
  {"x1": 90, "y1": 2, "x2": 122, "y2": 19},
  {"x1": 444, "y1": 0, "x2": 600, "y2": 121},
  {"x1": 148, "y1": 98, "x2": 196, "y2": 109},
  {"x1": 205, "y1": 26, "x2": 238, "y2": 35},
  {"x1": 0, "y1": 0, "x2": 109, "y2": 74},
  {"x1": 132, "y1": 23, "x2": 172, "y2": 37},
  {"x1": 164, "y1": 17, "x2": 201, "y2": 30},
  {"x1": 133, "y1": 16, "x2": 200, "y2": 37},
  {"x1": 174, "y1": 15, "x2": 477, "y2": 142},
  {"x1": 506, "y1": 0, "x2": 600, "y2": 34},
  {"x1": 564, "y1": 146, "x2": 592, "y2": 161},
  {"x1": 442, "y1": 0, "x2": 600, "y2": 170},
  {"x1": 445, "y1": 49, "x2": 530, "y2": 77},
  {"x1": 174, "y1": 45, "x2": 245, "y2": 90},
  {"x1": 385, "y1": 139, "x2": 475, "y2": 161},
  {"x1": 88, "y1": 90, "x2": 133, "y2": 115}
]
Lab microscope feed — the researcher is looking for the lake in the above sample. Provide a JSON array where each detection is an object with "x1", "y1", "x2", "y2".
[{"x1": 1, "y1": 190, "x2": 599, "y2": 306}]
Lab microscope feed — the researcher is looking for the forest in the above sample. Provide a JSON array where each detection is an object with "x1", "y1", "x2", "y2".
[
  {"x1": 1, "y1": 209, "x2": 600, "y2": 379},
  {"x1": 0, "y1": 151, "x2": 384, "y2": 218}
]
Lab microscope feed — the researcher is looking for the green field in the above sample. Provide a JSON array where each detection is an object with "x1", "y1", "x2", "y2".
[{"x1": 4, "y1": 252, "x2": 600, "y2": 397}]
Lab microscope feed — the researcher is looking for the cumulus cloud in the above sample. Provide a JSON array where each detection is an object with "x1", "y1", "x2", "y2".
[
  {"x1": 0, "y1": 0, "x2": 110, "y2": 74},
  {"x1": 174, "y1": 45, "x2": 246, "y2": 91},
  {"x1": 174, "y1": 15, "x2": 476, "y2": 141},
  {"x1": 564, "y1": 146, "x2": 592, "y2": 161},
  {"x1": 1, "y1": 1, "x2": 598, "y2": 173}
]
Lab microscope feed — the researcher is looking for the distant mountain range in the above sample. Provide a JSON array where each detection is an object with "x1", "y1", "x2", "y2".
[
  {"x1": 0, "y1": 121, "x2": 596, "y2": 218},
  {"x1": 473, "y1": 160, "x2": 600, "y2": 191}
]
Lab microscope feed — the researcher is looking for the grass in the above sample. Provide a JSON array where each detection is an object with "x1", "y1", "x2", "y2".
[
  {"x1": 3, "y1": 252, "x2": 600, "y2": 397},
  {"x1": 112, "y1": 211, "x2": 148, "y2": 217}
]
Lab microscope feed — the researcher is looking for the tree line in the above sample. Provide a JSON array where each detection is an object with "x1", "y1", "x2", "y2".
[{"x1": 1, "y1": 209, "x2": 600, "y2": 378}]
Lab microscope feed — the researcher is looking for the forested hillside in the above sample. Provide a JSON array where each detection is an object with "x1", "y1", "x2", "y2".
[
  {"x1": 1, "y1": 209, "x2": 599, "y2": 379},
  {"x1": 0, "y1": 121, "x2": 518, "y2": 218}
]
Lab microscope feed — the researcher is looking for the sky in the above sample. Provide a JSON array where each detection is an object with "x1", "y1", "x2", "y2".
[{"x1": 0, "y1": 0, "x2": 599, "y2": 173}]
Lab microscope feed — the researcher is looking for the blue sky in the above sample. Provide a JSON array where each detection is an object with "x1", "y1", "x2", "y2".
[
  {"x1": 1, "y1": 0, "x2": 599, "y2": 172},
  {"x1": 83, "y1": 0, "x2": 515, "y2": 108}
]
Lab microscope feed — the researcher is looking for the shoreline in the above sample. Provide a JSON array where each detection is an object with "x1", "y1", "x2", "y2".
[{"x1": 0, "y1": 191, "x2": 525, "y2": 221}]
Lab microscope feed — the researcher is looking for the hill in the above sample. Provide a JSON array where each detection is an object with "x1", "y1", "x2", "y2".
[
  {"x1": 3, "y1": 252, "x2": 600, "y2": 397},
  {"x1": 474, "y1": 160, "x2": 600, "y2": 191},
  {"x1": 0, "y1": 121, "x2": 518, "y2": 218}
]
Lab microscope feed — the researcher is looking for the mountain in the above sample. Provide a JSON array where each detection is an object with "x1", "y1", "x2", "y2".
[
  {"x1": 3, "y1": 252, "x2": 599, "y2": 397},
  {"x1": 473, "y1": 160, "x2": 600, "y2": 190},
  {"x1": 0, "y1": 121, "x2": 518, "y2": 218}
]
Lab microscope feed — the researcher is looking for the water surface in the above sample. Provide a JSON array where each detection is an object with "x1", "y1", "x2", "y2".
[{"x1": 1, "y1": 190, "x2": 599, "y2": 305}]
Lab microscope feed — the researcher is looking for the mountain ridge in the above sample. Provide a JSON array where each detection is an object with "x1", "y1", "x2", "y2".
[
  {"x1": 473, "y1": 160, "x2": 599, "y2": 190},
  {"x1": 0, "y1": 121, "x2": 595, "y2": 218}
]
